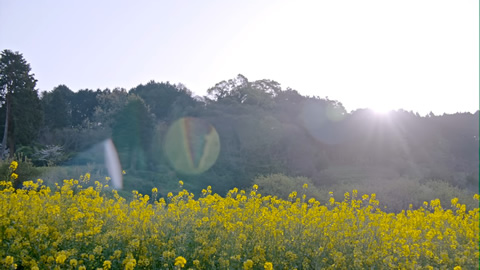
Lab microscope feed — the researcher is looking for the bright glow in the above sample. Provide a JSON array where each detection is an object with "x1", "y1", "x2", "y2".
[{"x1": 370, "y1": 103, "x2": 394, "y2": 115}]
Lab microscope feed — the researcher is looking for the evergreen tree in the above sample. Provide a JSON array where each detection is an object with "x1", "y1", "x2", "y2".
[
  {"x1": 0, "y1": 50, "x2": 42, "y2": 158},
  {"x1": 129, "y1": 81, "x2": 197, "y2": 121},
  {"x1": 42, "y1": 84, "x2": 73, "y2": 129},
  {"x1": 112, "y1": 96, "x2": 155, "y2": 169}
]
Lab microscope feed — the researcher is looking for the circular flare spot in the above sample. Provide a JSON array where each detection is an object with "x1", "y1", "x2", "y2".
[
  {"x1": 300, "y1": 102, "x2": 346, "y2": 144},
  {"x1": 164, "y1": 117, "x2": 220, "y2": 175}
]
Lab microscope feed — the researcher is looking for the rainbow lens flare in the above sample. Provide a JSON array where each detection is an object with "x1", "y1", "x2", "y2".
[{"x1": 164, "y1": 117, "x2": 220, "y2": 175}]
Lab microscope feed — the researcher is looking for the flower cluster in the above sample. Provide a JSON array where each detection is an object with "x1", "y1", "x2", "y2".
[
  {"x1": 9, "y1": 160, "x2": 18, "y2": 181},
  {"x1": 0, "y1": 177, "x2": 478, "y2": 269}
]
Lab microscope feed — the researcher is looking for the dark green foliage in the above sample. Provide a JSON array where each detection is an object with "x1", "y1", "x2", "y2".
[
  {"x1": 112, "y1": 96, "x2": 155, "y2": 170},
  {"x1": 42, "y1": 86, "x2": 101, "y2": 129},
  {"x1": 0, "y1": 156, "x2": 41, "y2": 188},
  {"x1": 70, "y1": 89, "x2": 100, "y2": 127},
  {"x1": 206, "y1": 74, "x2": 281, "y2": 109},
  {"x1": 11, "y1": 84, "x2": 43, "y2": 145},
  {"x1": 0, "y1": 50, "x2": 42, "y2": 157},
  {"x1": 42, "y1": 85, "x2": 74, "y2": 129},
  {"x1": 130, "y1": 81, "x2": 198, "y2": 120},
  {"x1": 93, "y1": 88, "x2": 129, "y2": 127}
]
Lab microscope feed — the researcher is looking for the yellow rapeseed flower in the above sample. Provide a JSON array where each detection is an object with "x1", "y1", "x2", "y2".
[
  {"x1": 10, "y1": 173, "x2": 18, "y2": 180},
  {"x1": 5, "y1": 256, "x2": 14, "y2": 265},
  {"x1": 103, "y1": 260, "x2": 112, "y2": 270},
  {"x1": 70, "y1": 259, "x2": 78, "y2": 267},
  {"x1": 9, "y1": 161, "x2": 18, "y2": 171},
  {"x1": 124, "y1": 259, "x2": 136, "y2": 270},
  {"x1": 451, "y1": 198, "x2": 459, "y2": 206},
  {"x1": 329, "y1": 197, "x2": 335, "y2": 205},
  {"x1": 179, "y1": 180, "x2": 184, "y2": 186},
  {"x1": 93, "y1": 245, "x2": 103, "y2": 255},
  {"x1": 174, "y1": 256, "x2": 187, "y2": 268},
  {"x1": 56, "y1": 254, "x2": 67, "y2": 264},
  {"x1": 243, "y1": 259, "x2": 254, "y2": 270},
  {"x1": 0, "y1": 178, "x2": 478, "y2": 270}
]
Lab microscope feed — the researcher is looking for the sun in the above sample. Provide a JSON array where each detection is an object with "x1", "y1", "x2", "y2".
[{"x1": 370, "y1": 103, "x2": 395, "y2": 115}]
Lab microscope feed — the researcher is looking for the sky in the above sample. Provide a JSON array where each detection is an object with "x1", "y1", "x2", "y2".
[{"x1": 0, "y1": 0, "x2": 478, "y2": 115}]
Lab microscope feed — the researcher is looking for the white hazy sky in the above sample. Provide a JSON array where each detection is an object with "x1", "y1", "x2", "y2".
[{"x1": 0, "y1": 0, "x2": 478, "y2": 115}]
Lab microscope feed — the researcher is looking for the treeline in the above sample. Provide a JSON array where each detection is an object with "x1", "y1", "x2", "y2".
[{"x1": 1, "y1": 51, "x2": 478, "y2": 197}]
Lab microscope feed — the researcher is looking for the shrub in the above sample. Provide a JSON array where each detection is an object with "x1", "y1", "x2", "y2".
[
  {"x1": 0, "y1": 156, "x2": 41, "y2": 188},
  {"x1": 255, "y1": 173, "x2": 323, "y2": 200}
]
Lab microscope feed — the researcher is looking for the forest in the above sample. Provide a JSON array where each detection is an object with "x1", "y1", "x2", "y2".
[{"x1": 1, "y1": 49, "x2": 479, "y2": 212}]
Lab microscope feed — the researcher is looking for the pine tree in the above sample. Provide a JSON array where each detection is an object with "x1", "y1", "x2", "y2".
[{"x1": 0, "y1": 50, "x2": 42, "y2": 158}]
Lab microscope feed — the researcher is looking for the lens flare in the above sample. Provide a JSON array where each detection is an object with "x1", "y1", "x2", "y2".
[
  {"x1": 164, "y1": 117, "x2": 220, "y2": 175},
  {"x1": 104, "y1": 139, "x2": 123, "y2": 189},
  {"x1": 300, "y1": 102, "x2": 346, "y2": 144}
]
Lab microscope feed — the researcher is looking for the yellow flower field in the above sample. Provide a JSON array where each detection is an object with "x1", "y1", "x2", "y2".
[{"x1": 0, "y1": 176, "x2": 478, "y2": 269}]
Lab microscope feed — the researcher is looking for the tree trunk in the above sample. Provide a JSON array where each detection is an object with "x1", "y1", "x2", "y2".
[
  {"x1": 0, "y1": 93, "x2": 10, "y2": 160},
  {"x1": 7, "y1": 126, "x2": 14, "y2": 158}
]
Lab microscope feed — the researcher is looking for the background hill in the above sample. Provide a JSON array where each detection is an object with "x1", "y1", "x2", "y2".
[{"x1": 1, "y1": 72, "x2": 478, "y2": 212}]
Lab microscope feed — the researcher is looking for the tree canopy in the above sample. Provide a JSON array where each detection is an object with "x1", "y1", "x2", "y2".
[{"x1": 0, "y1": 50, "x2": 42, "y2": 158}]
